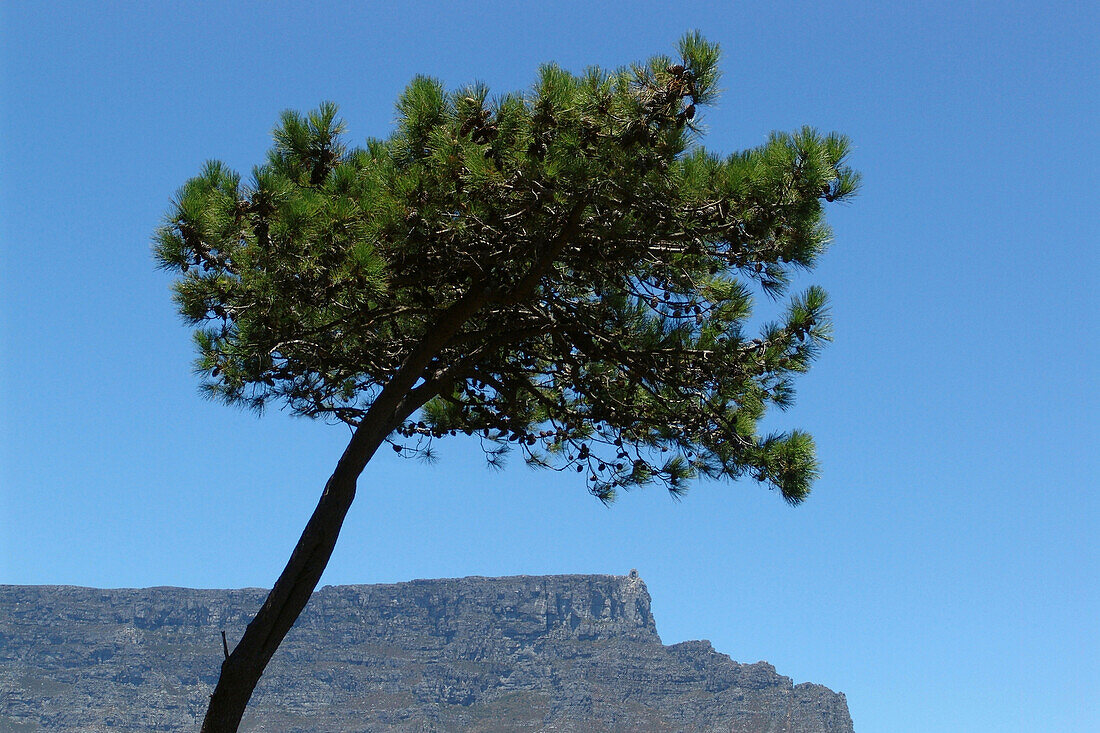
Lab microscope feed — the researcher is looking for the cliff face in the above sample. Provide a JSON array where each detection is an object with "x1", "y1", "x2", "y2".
[{"x1": 0, "y1": 574, "x2": 853, "y2": 732}]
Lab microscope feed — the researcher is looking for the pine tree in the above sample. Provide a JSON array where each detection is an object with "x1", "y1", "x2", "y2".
[{"x1": 154, "y1": 33, "x2": 858, "y2": 732}]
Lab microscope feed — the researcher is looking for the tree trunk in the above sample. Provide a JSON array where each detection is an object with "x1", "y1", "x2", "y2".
[
  {"x1": 198, "y1": 286, "x2": 494, "y2": 732},
  {"x1": 198, "y1": 415, "x2": 389, "y2": 732}
]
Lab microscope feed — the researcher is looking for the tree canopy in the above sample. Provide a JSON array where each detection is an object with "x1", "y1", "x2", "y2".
[{"x1": 155, "y1": 33, "x2": 857, "y2": 506}]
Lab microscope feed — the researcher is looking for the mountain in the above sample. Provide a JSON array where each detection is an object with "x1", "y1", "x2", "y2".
[{"x1": 0, "y1": 573, "x2": 853, "y2": 732}]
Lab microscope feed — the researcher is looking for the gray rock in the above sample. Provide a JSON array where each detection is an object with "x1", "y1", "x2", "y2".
[{"x1": 0, "y1": 574, "x2": 853, "y2": 732}]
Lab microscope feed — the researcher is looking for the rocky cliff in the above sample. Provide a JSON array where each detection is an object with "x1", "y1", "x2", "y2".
[{"x1": 0, "y1": 574, "x2": 853, "y2": 732}]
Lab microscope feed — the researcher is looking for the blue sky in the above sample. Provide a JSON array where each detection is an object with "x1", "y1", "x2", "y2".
[{"x1": 1, "y1": 2, "x2": 1096, "y2": 731}]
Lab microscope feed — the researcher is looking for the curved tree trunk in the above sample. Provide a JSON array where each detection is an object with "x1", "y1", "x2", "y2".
[
  {"x1": 198, "y1": 417, "x2": 389, "y2": 733},
  {"x1": 198, "y1": 285, "x2": 495, "y2": 732}
]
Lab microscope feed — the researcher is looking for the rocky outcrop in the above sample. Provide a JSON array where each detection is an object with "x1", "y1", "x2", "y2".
[{"x1": 0, "y1": 574, "x2": 853, "y2": 731}]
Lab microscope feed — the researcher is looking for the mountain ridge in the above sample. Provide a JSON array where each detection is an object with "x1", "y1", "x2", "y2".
[{"x1": 1, "y1": 573, "x2": 853, "y2": 732}]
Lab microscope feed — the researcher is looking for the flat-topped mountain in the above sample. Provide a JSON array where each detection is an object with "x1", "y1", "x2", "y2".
[{"x1": 0, "y1": 574, "x2": 853, "y2": 731}]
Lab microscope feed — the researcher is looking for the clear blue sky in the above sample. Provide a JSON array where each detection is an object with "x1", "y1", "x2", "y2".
[{"x1": 1, "y1": 2, "x2": 1096, "y2": 731}]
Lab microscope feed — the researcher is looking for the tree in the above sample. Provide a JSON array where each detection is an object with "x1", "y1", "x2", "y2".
[{"x1": 154, "y1": 33, "x2": 858, "y2": 732}]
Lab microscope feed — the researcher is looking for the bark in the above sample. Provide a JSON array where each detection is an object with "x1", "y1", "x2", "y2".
[{"x1": 198, "y1": 413, "x2": 393, "y2": 733}]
